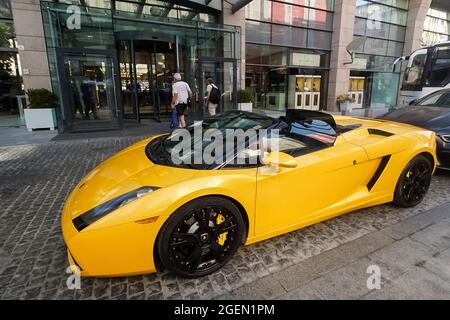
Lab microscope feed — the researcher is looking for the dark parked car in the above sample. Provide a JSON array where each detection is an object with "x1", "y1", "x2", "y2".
[{"x1": 379, "y1": 89, "x2": 450, "y2": 170}]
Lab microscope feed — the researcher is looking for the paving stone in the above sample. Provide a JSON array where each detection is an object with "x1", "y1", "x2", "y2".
[
  {"x1": 274, "y1": 282, "x2": 324, "y2": 300},
  {"x1": 216, "y1": 276, "x2": 286, "y2": 300},
  {"x1": 368, "y1": 237, "x2": 437, "y2": 280},
  {"x1": 364, "y1": 266, "x2": 450, "y2": 300},
  {"x1": 410, "y1": 219, "x2": 450, "y2": 251},
  {"x1": 422, "y1": 248, "x2": 450, "y2": 282},
  {"x1": 1, "y1": 138, "x2": 450, "y2": 299}
]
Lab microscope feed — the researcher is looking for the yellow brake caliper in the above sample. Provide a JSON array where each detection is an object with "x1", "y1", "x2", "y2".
[{"x1": 215, "y1": 213, "x2": 228, "y2": 246}]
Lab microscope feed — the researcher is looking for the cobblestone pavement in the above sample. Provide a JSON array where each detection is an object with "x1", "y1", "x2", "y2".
[{"x1": 1, "y1": 137, "x2": 449, "y2": 300}]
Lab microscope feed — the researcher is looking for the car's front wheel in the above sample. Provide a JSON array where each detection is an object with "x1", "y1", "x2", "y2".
[
  {"x1": 157, "y1": 197, "x2": 245, "y2": 277},
  {"x1": 393, "y1": 154, "x2": 433, "y2": 208}
]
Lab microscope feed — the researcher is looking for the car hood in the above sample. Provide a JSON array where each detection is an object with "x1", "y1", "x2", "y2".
[
  {"x1": 68, "y1": 137, "x2": 198, "y2": 219},
  {"x1": 380, "y1": 106, "x2": 450, "y2": 132}
]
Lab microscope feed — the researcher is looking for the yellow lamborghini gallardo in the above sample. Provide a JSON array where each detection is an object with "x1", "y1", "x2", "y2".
[{"x1": 62, "y1": 110, "x2": 437, "y2": 277}]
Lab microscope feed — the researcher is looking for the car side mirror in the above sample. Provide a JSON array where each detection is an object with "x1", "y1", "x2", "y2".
[
  {"x1": 409, "y1": 99, "x2": 418, "y2": 106},
  {"x1": 262, "y1": 151, "x2": 297, "y2": 171}
]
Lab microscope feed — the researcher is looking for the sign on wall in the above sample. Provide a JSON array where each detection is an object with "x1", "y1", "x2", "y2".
[{"x1": 291, "y1": 53, "x2": 321, "y2": 67}]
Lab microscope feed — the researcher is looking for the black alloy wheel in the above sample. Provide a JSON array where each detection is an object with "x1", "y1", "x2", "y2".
[
  {"x1": 157, "y1": 197, "x2": 245, "y2": 277},
  {"x1": 394, "y1": 155, "x2": 433, "y2": 208}
]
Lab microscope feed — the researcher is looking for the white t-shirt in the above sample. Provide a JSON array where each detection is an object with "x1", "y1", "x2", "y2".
[{"x1": 172, "y1": 81, "x2": 191, "y2": 105}]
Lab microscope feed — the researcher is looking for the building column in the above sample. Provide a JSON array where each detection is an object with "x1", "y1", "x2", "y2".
[
  {"x1": 403, "y1": 0, "x2": 431, "y2": 55},
  {"x1": 327, "y1": 0, "x2": 356, "y2": 112},
  {"x1": 10, "y1": 0, "x2": 52, "y2": 95},
  {"x1": 222, "y1": 2, "x2": 246, "y2": 89}
]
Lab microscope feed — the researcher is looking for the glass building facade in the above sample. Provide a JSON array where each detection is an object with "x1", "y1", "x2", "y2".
[
  {"x1": 422, "y1": 5, "x2": 450, "y2": 46},
  {"x1": 350, "y1": 0, "x2": 409, "y2": 109},
  {"x1": 40, "y1": 0, "x2": 239, "y2": 132},
  {"x1": 245, "y1": 0, "x2": 333, "y2": 112}
]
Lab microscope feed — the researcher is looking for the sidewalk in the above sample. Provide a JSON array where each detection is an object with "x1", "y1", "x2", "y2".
[{"x1": 216, "y1": 201, "x2": 450, "y2": 300}]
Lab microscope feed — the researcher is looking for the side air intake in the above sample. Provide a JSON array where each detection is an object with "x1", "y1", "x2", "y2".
[{"x1": 367, "y1": 155, "x2": 391, "y2": 191}]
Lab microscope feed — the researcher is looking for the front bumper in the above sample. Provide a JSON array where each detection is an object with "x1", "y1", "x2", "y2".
[{"x1": 61, "y1": 196, "x2": 167, "y2": 277}]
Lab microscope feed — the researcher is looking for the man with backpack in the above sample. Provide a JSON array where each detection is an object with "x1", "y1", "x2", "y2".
[{"x1": 205, "y1": 78, "x2": 220, "y2": 116}]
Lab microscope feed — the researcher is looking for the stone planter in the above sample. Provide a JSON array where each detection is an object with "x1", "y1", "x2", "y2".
[
  {"x1": 238, "y1": 102, "x2": 253, "y2": 112},
  {"x1": 24, "y1": 108, "x2": 57, "y2": 131}
]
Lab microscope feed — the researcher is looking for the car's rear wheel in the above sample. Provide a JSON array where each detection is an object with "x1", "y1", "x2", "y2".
[
  {"x1": 393, "y1": 155, "x2": 432, "y2": 208},
  {"x1": 157, "y1": 197, "x2": 244, "y2": 278}
]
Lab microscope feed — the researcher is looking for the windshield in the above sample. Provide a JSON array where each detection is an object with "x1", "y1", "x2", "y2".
[
  {"x1": 417, "y1": 90, "x2": 450, "y2": 107},
  {"x1": 402, "y1": 53, "x2": 427, "y2": 91},
  {"x1": 427, "y1": 45, "x2": 450, "y2": 88},
  {"x1": 146, "y1": 111, "x2": 336, "y2": 169}
]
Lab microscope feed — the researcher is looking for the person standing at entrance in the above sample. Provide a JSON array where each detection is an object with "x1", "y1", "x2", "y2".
[
  {"x1": 171, "y1": 73, "x2": 192, "y2": 128},
  {"x1": 205, "y1": 78, "x2": 220, "y2": 116}
]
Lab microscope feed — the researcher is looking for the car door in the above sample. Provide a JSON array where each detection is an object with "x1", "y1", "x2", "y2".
[{"x1": 254, "y1": 139, "x2": 373, "y2": 237}]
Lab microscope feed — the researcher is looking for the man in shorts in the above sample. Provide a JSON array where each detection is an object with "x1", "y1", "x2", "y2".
[{"x1": 171, "y1": 73, "x2": 192, "y2": 128}]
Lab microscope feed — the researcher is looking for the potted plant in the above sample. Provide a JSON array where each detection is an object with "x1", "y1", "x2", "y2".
[
  {"x1": 24, "y1": 88, "x2": 57, "y2": 131},
  {"x1": 337, "y1": 94, "x2": 356, "y2": 112},
  {"x1": 237, "y1": 89, "x2": 253, "y2": 112}
]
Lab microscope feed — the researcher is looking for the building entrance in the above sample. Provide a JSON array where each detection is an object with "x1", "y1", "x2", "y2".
[{"x1": 119, "y1": 39, "x2": 179, "y2": 122}]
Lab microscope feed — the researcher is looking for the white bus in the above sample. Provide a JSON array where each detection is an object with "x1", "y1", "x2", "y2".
[{"x1": 394, "y1": 41, "x2": 450, "y2": 106}]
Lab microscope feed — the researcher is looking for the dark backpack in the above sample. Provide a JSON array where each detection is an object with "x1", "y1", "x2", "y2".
[{"x1": 209, "y1": 84, "x2": 220, "y2": 104}]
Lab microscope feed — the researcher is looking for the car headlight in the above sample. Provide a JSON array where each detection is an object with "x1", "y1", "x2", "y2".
[
  {"x1": 440, "y1": 135, "x2": 450, "y2": 143},
  {"x1": 72, "y1": 186, "x2": 157, "y2": 231}
]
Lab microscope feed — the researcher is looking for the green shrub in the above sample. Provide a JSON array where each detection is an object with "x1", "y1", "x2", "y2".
[
  {"x1": 238, "y1": 89, "x2": 253, "y2": 103},
  {"x1": 27, "y1": 88, "x2": 56, "y2": 108},
  {"x1": 336, "y1": 94, "x2": 356, "y2": 104}
]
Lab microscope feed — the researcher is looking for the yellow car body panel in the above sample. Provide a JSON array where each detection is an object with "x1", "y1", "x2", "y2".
[{"x1": 61, "y1": 116, "x2": 436, "y2": 277}]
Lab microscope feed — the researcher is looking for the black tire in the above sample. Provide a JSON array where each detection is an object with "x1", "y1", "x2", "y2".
[
  {"x1": 393, "y1": 155, "x2": 433, "y2": 208},
  {"x1": 157, "y1": 197, "x2": 245, "y2": 278}
]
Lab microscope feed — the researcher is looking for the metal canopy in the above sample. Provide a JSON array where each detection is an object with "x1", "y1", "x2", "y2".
[{"x1": 231, "y1": 0, "x2": 253, "y2": 14}]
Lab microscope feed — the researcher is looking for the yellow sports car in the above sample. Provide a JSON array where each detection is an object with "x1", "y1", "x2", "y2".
[{"x1": 62, "y1": 110, "x2": 437, "y2": 278}]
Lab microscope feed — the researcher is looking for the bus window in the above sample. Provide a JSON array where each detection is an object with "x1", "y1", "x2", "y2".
[
  {"x1": 402, "y1": 53, "x2": 427, "y2": 91},
  {"x1": 428, "y1": 45, "x2": 450, "y2": 87}
]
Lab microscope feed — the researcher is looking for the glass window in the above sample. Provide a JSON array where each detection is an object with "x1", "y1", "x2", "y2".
[
  {"x1": 353, "y1": 54, "x2": 396, "y2": 71},
  {"x1": 429, "y1": 45, "x2": 450, "y2": 87},
  {"x1": 391, "y1": 0, "x2": 409, "y2": 10},
  {"x1": 115, "y1": 1, "x2": 139, "y2": 13},
  {"x1": 307, "y1": 30, "x2": 331, "y2": 50},
  {"x1": 354, "y1": 18, "x2": 366, "y2": 36},
  {"x1": 402, "y1": 53, "x2": 426, "y2": 90},
  {"x1": 428, "y1": 8, "x2": 449, "y2": 20},
  {"x1": 370, "y1": 72, "x2": 400, "y2": 108},
  {"x1": 387, "y1": 41, "x2": 403, "y2": 57},
  {"x1": 356, "y1": 0, "x2": 369, "y2": 18},
  {"x1": 307, "y1": 9, "x2": 333, "y2": 30},
  {"x1": 418, "y1": 90, "x2": 450, "y2": 107},
  {"x1": 84, "y1": 0, "x2": 111, "y2": 9},
  {"x1": 0, "y1": 0, "x2": 12, "y2": 19},
  {"x1": 245, "y1": 65, "x2": 287, "y2": 111},
  {"x1": 246, "y1": 44, "x2": 288, "y2": 65},
  {"x1": 390, "y1": 8, "x2": 407, "y2": 25},
  {"x1": 364, "y1": 38, "x2": 388, "y2": 55},
  {"x1": 274, "y1": 2, "x2": 309, "y2": 28},
  {"x1": 366, "y1": 19, "x2": 390, "y2": 39},
  {"x1": 245, "y1": 0, "x2": 272, "y2": 22},
  {"x1": 367, "y1": 3, "x2": 391, "y2": 23},
  {"x1": 422, "y1": 31, "x2": 449, "y2": 47},
  {"x1": 272, "y1": 25, "x2": 308, "y2": 48},
  {"x1": 308, "y1": 0, "x2": 335, "y2": 11},
  {"x1": 388, "y1": 24, "x2": 405, "y2": 41},
  {"x1": 0, "y1": 19, "x2": 14, "y2": 48},
  {"x1": 246, "y1": 20, "x2": 271, "y2": 44}
]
